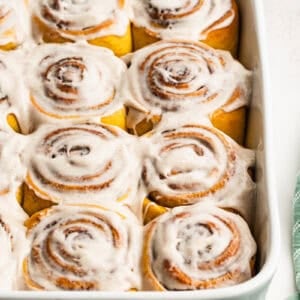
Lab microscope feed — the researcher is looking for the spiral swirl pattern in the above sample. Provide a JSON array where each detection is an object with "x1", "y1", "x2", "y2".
[
  {"x1": 143, "y1": 124, "x2": 255, "y2": 218},
  {"x1": 32, "y1": 0, "x2": 129, "y2": 40},
  {"x1": 27, "y1": 44, "x2": 126, "y2": 123},
  {"x1": 23, "y1": 204, "x2": 141, "y2": 291},
  {"x1": 143, "y1": 205, "x2": 256, "y2": 290},
  {"x1": 123, "y1": 41, "x2": 251, "y2": 117},
  {"x1": 132, "y1": 0, "x2": 235, "y2": 40},
  {"x1": 26, "y1": 123, "x2": 137, "y2": 206}
]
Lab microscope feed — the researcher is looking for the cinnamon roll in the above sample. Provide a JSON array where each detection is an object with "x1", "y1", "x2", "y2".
[
  {"x1": 122, "y1": 40, "x2": 252, "y2": 144},
  {"x1": 131, "y1": 0, "x2": 239, "y2": 56},
  {"x1": 143, "y1": 204, "x2": 256, "y2": 290},
  {"x1": 31, "y1": 0, "x2": 132, "y2": 56},
  {"x1": 23, "y1": 203, "x2": 142, "y2": 291},
  {"x1": 26, "y1": 43, "x2": 127, "y2": 132},
  {"x1": 0, "y1": 198, "x2": 29, "y2": 290},
  {"x1": 142, "y1": 124, "x2": 255, "y2": 223},
  {"x1": 22, "y1": 123, "x2": 140, "y2": 216},
  {"x1": 0, "y1": 0, "x2": 27, "y2": 50}
]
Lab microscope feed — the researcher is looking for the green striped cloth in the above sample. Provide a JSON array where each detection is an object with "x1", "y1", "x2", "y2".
[{"x1": 293, "y1": 173, "x2": 300, "y2": 295}]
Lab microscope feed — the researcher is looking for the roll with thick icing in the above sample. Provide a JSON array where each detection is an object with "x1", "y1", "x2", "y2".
[
  {"x1": 131, "y1": 0, "x2": 239, "y2": 56},
  {"x1": 122, "y1": 40, "x2": 252, "y2": 144},
  {"x1": 26, "y1": 43, "x2": 127, "y2": 132},
  {"x1": 22, "y1": 123, "x2": 141, "y2": 215},
  {"x1": 143, "y1": 204, "x2": 256, "y2": 290},
  {"x1": 31, "y1": 0, "x2": 132, "y2": 56},
  {"x1": 142, "y1": 123, "x2": 255, "y2": 223},
  {"x1": 23, "y1": 203, "x2": 142, "y2": 291}
]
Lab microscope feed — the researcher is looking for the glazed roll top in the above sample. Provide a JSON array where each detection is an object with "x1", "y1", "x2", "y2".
[
  {"x1": 0, "y1": 0, "x2": 27, "y2": 50},
  {"x1": 142, "y1": 124, "x2": 255, "y2": 220},
  {"x1": 23, "y1": 204, "x2": 142, "y2": 291},
  {"x1": 26, "y1": 43, "x2": 126, "y2": 129},
  {"x1": 143, "y1": 204, "x2": 256, "y2": 290},
  {"x1": 123, "y1": 41, "x2": 251, "y2": 126},
  {"x1": 25, "y1": 123, "x2": 140, "y2": 209},
  {"x1": 131, "y1": 0, "x2": 236, "y2": 41},
  {"x1": 31, "y1": 0, "x2": 130, "y2": 41}
]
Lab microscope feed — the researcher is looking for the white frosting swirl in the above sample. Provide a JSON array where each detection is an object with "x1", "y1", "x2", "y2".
[
  {"x1": 122, "y1": 41, "x2": 252, "y2": 127},
  {"x1": 131, "y1": 0, "x2": 235, "y2": 40},
  {"x1": 144, "y1": 204, "x2": 256, "y2": 290},
  {"x1": 26, "y1": 43, "x2": 126, "y2": 130},
  {"x1": 24, "y1": 204, "x2": 142, "y2": 291},
  {"x1": 142, "y1": 123, "x2": 255, "y2": 221},
  {"x1": 31, "y1": 0, "x2": 130, "y2": 40},
  {"x1": 24, "y1": 123, "x2": 141, "y2": 210}
]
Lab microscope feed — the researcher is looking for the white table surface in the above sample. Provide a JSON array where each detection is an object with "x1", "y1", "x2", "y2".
[{"x1": 264, "y1": 0, "x2": 300, "y2": 299}]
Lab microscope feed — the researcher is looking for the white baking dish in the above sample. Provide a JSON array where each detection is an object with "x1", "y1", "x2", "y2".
[{"x1": 1, "y1": 0, "x2": 280, "y2": 299}]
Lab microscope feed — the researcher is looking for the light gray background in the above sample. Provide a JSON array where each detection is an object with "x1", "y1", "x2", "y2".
[{"x1": 264, "y1": 0, "x2": 300, "y2": 299}]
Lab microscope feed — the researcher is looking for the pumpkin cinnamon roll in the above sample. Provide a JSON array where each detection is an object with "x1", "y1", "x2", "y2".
[
  {"x1": 31, "y1": 0, "x2": 132, "y2": 56},
  {"x1": 131, "y1": 0, "x2": 239, "y2": 56},
  {"x1": 122, "y1": 41, "x2": 252, "y2": 144},
  {"x1": 0, "y1": 0, "x2": 28, "y2": 50},
  {"x1": 23, "y1": 203, "x2": 142, "y2": 291},
  {"x1": 142, "y1": 124, "x2": 255, "y2": 223},
  {"x1": 26, "y1": 43, "x2": 127, "y2": 132},
  {"x1": 143, "y1": 204, "x2": 256, "y2": 290},
  {"x1": 22, "y1": 123, "x2": 140, "y2": 216},
  {"x1": 0, "y1": 199, "x2": 29, "y2": 290}
]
